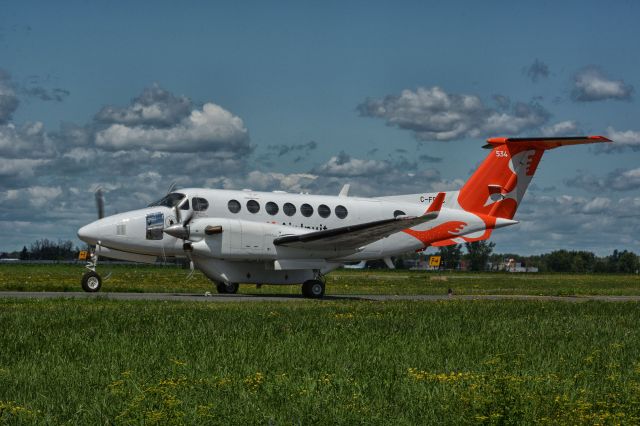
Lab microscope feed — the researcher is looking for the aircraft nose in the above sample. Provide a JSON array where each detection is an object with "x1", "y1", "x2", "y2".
[{"x1": 77, "y1": 222, "x2": 99, "y2": 245}]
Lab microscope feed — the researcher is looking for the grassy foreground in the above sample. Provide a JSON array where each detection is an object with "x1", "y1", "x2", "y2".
[
  {"x1": 0, "y1": 263, "x2": 639, "y2": 295},
  {"x1": 0, "y1": 299, "x2": 640, "y2": 424}
]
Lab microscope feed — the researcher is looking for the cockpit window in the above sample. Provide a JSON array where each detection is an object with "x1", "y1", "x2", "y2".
[{"x1": 148, "y1": 192, "x2": 186, "y2": 208}]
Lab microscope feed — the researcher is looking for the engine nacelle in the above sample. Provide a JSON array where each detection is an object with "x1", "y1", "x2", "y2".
[
  {"x1": 186, "y1": 217, "x2": 356, "y2": 261},
  {"x1": 186, "y1": 218, "x2": 283, "y2": 260}
]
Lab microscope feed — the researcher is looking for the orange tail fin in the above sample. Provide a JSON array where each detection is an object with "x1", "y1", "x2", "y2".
[{"x1": 457, "y1": 136, "x2": 611, "y2": 219}]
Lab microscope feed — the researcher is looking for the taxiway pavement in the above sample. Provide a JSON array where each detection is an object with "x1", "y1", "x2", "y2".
[{"x1": 0, "y1": 292, "x2": 639, "y2": 303}]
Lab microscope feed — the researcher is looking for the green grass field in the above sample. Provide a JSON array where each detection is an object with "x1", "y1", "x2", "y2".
[
  {"x1": 0, "y1": 263, "x2": 639, "y2": 295},
  {"x1": 1, "y1": 265, "x2": 640, "y2": 423},
  {"x1": 0, "y1": 299, "x2": 639, "y2": 424}
]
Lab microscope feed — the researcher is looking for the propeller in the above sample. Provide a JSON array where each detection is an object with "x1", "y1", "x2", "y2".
[
  {"x1": 164, "y1": 196, "x2": 196, "y2": 279},
  {"x1": 166, "y1": 199, "x2": 194, "y2": 239},
  {"x1": 90, "y1": 186, "x2": 111, "y2": 281},
  {"x1": 95, "y1": 187, "x2": 105, "y2": 219}
]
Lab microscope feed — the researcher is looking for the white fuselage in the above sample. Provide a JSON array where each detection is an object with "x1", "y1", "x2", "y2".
[{"x1": 77, "y1": 188, "x2": 502, "y2": 285}]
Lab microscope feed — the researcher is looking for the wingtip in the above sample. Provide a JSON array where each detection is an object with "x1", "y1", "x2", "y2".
[{"x1": 588, "y1": 135, "x2": 613, "y2": 142}]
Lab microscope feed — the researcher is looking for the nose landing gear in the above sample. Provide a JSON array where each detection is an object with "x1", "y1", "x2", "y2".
[
  {"x1": 81, "y1": 248, "x2": 102, "y2": 292},
  {"x1": 216, "y1": 282, "x2": 239, "y2": 294},
  {"x1": 81, "y1": 270, "x2": 102, "y2": 292}
]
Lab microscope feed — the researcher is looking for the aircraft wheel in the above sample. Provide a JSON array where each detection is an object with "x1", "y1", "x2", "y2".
[
  {"x1": 216, "y1": 282, "x2": 238, "y2": 294},
  {"x1": 81, "y1": 271, "x2": 102, "y2": 293},
  {"x1": 302, "y1": 279, "x2": 325, "y2": 299},
  {"x1": 225, "y1": 282, "x2": 239, "y2": 294}
]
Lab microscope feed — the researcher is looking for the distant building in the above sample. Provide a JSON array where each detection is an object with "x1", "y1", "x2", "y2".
[{"x1": 491, "y1": 258, "x2": 539, "y2": 273}]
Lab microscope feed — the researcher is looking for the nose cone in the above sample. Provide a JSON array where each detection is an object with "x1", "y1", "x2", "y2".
[{"x1": 77, "y1": 221, "x2": 100, "y2": 245}]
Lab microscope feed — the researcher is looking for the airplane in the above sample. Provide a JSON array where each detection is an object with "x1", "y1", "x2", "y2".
[{"x1": 77, "y1": 135, "x2": 612, "y2": 298}]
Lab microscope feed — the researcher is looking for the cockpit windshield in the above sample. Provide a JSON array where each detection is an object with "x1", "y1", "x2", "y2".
[{"x1": 148, "y1": 192, "x2": 186, "y2": 208}]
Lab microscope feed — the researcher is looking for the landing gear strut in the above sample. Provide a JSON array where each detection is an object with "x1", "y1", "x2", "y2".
[
  {"x1": 81, "y1": 247, "x2": 102, "y2": 292},
  {"x1": 216, "y1": 282, "x2": 239, "y2": 294}
]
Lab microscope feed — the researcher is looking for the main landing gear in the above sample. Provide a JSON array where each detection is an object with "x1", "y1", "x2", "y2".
[
  {"x1": 301, "y1": 279, "x2": 325, "y2": 299},
  {"x1": 81, "y1": 249, "x2": 102, "y2": 292},
  {"x1": 216, "y1": 282, "x2": 239, "y2": 294}
]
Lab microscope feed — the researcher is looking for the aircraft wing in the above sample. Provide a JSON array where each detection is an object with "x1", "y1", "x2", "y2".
[
  {"x1": 273, "y1": 193, "x2": 445, "y2": 250},
  {"x1": 273, "y1": 212, "x2": 439, "y2": 250}
]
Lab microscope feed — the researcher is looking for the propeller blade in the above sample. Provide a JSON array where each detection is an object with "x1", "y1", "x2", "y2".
[
  {"x1": 166, "y1": 181, "x2": 177, "y2": 195},
  {"x1": 174, "y1": 204, "x2": 182, "y2": 224},
  {"x1": 182, "y1": 209, "x2": 194, "y2": 227},
  {"x1": 95, "y1": 188, "x2": 105, "y2": 219}
]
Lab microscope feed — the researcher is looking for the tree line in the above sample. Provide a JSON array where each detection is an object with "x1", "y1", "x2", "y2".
[
  {"x1": 1, "y1": 239, "x2": 639, "y2": 273},
  {"x1": 433, "y1": 241, "x2": 639, "y2": 273},
  {"x1": 1, "y1": 239, "x2": 81, "y2": 261}
]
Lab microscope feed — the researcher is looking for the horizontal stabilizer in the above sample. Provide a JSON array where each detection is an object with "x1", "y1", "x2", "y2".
[
  {"x1": 274, "y1": 211, "x2": 439, "y2": 250},
  {"x1": 483, "y1": 135, "x2": 611, "y2": 150}
]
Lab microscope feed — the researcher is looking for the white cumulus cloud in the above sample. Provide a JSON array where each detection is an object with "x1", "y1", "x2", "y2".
[
  {"x1": 358, "y1": 86, "x2": 549, "y2": 141},
  {"x1": 541, "y1": 120, "x2": 579, "y2": 137},
  {"x1": 594, "y1": 127, "x2": 640, "y2": 153},
  {"x1": 571, "y1": 67, "x2": 633, "y2": 102},
  {"x1": 313, "y1": 152, "x2": 390, "y2": 177},
  {"x1": 95, "y1": 103, "x2": 249, "y2": 154},
  {"x1": 27, "y1": 186, "x2": 63, "y2": 207}
]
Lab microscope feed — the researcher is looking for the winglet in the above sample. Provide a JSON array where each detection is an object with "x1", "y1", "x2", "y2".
[
  {"x1": 339, "y1": 184, "x2": 350, "y2": 197},
  {"x1": 426, "y1": 192, "x2": 445, "y2": 213}
]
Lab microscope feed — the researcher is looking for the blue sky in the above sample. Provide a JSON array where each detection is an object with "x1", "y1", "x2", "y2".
[{"x1": 1, "y1": 0, "x2": 639, "y2": 254}]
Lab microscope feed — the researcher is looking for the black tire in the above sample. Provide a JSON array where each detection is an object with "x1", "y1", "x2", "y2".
[
  {"x1": 302, "y1": 279, "x2": 325, "y2": 299},
  {"x1": 81, "y1": 271, "x2": 102, "y2": 293},
  {"x1": 216, "y1": 282, "x2": 239, "y2": 294},
  {"x1": 224, "y1": 282, "x2": 239, "y2": 294}
]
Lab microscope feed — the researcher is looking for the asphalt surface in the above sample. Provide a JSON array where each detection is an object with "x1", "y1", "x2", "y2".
[{"x1": 0, "y1": 291, "x2": 639, "y2": 303}]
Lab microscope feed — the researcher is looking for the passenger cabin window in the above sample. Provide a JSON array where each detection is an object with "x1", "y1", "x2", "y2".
[
  {"x1": 266, "y1": 201, "x2": 279, "y2": 215},
  {"x1": 335, "y1": 205, "x2": 348, "y2": 219},
  {"x1": 192, "y1": 197, "x2": 209, "y2": 212},
  {"x1": 318, "y1": 204, "x2": 330, "y2": 218},
  {"x1": 228, "y1": 199, "x2": 241, "y2": 213},
  {"x1": 394, "y1": 210, "x2": 406, "y2": 218},
  {"x1": 247, "y1": 200, "x2": 260, "y2": 214},
  {"x1": 300, "y1": 203, "x2": 313, "y2": 217},
  {"x1": 283, "y1": 203, "x2": 296, "y2": 216}
]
